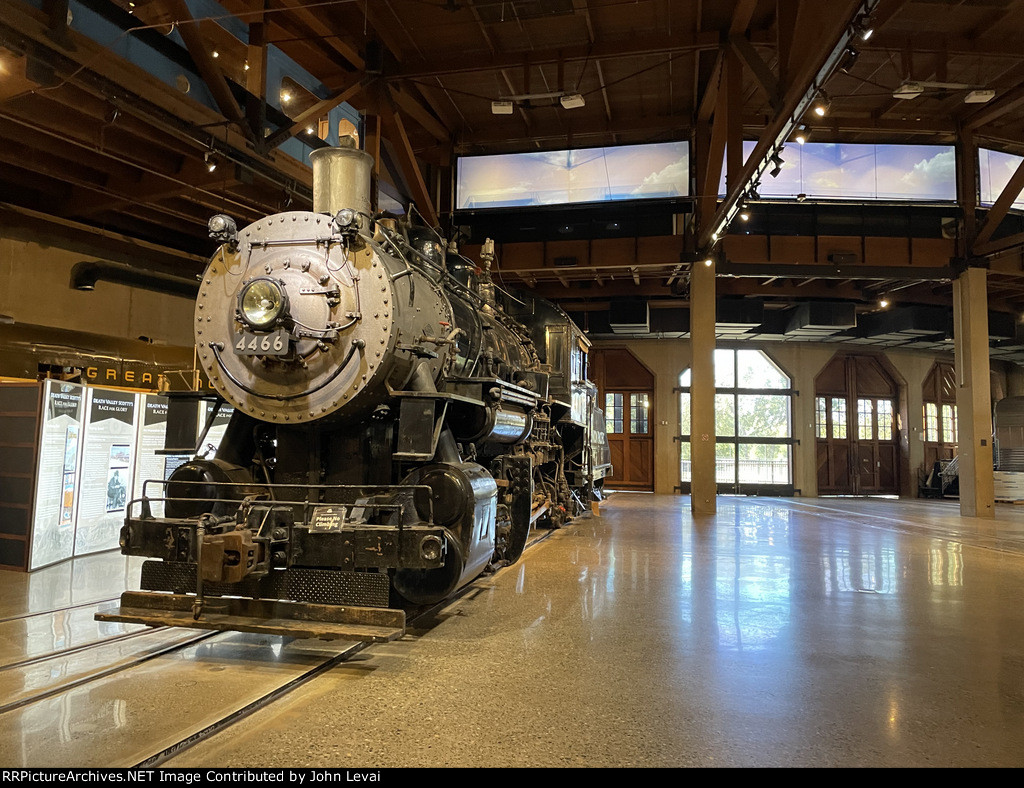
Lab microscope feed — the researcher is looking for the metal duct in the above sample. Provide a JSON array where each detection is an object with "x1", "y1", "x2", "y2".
[{"x1": 70, "y1": 261, "x2": 199, "y2": 299}]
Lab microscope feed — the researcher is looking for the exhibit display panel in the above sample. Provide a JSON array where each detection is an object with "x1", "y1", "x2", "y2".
[
  {"x1": 28, "y1": 381, "x2": 87, "y2": 571},
  {"x1": 73, "y1": 387, "x2": 139, "y2": 559},
  {"x1": 132, "y1": 394, "x2": 192, "y2": 518}
]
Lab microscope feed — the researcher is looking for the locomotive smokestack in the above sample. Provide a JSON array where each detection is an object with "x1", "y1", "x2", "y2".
[{"x1": 309, "y1": 137, "x2": 373, "y2": 222}]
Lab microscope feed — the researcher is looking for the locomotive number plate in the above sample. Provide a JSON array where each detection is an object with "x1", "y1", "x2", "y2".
[{"x1": 234, "y1": 330, "x2": 289, "y2": 356}]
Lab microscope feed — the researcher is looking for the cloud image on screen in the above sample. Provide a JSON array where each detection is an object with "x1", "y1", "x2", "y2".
[
  {"x1": 718, "y1": 141, "x2": 956, "y2": 202},
  {"x1": 457, "y1": 141, "x2": 689, "y2": 209}
]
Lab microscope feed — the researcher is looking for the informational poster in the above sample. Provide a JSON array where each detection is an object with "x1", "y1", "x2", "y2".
[
  {"x1": 28, "y1": 381, "x2": 86, "y2": 571},
  {"x1": 199, "y1": 401, "x2": 235, "y2": 459},
  {"x1": 74, "y1": 388, "x2": 139, "y2": 557},
  {"x1": 132, "y1": 394, "x2": 191, "y2": 518}
]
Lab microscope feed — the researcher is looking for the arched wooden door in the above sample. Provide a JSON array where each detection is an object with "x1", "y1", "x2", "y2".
[
  {"x1": 590, "y1": 348, "x2": 654, "y2": 491},
  {"x1": 816, "y1": 354, "x2": 900, "y2": 495}
]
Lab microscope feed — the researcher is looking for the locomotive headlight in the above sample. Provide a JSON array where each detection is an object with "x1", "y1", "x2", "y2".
[{"x1": 239, "y1": 278, "x2": 287, "y2": 329}]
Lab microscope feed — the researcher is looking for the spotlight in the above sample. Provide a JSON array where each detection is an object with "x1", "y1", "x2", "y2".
[
  {"x1": 794, "y1": 124, "x2": 809, "y2": 145},
  {"x1": 879, "y1": 298, "x2": 890, "y2": 309},
  {"x1": 739, "y1": 208, "x2": 750, "y2": 222},
  {"x1": 560, "y1": 93, "x2": 586, "y2": 109},
  {"x1": 839, "y1": 46, "x2": 859, "y2": 73},
  {"x1": 749, "y1": 186, "x2": 761, "y2": 200},
  {"x1": 856, "y1": 14, "x2": 874, "y2": 40},
  {"x1": 769, "y1": 154, "x2": 784, "y2": 178},
  {"x1": 244, "y1": 60, "x2": 250, "y2": 71},
  {"x1": 306, "y1": 126, "x2": 315, "y2": 135},
  {"x1": 813, "y1": 92, "x2": 830, "y2": 117},
  {"x1": 796, "y1": 193, "x2": 807, "y2": 202},
  {"x1": 280, "y1": 90, "x2": 292, "y2": 104},
  {"x1": 205, "y1": 152, "x2": 217, "y2": 173},
  {"x1": 704, "y1": 258, "x2": 714, "y2": 267},
  {"x1": 491, "y1": 100, "x2": 515, "y2": 115},
  {"x1": 212, "y1": 50, "x2": 219, "y2": 59}
]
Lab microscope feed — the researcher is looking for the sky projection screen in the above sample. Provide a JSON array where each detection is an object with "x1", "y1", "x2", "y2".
[
  {"x1": 719, "y1": 141, "x2": 957, "y2": 202},
  {"x1": 456, "y1": 141, "x2": 690, "y2": 210}
]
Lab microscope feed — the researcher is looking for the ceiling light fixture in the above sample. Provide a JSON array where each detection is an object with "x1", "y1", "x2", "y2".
[
  {"x1": 855, "y1": 13, "x2": 874, "y2": 40},
  {"x1": 879, "y1": 298, "x2": 890, "y2": 309},
  {"x1": 704, "y1": 258, "x2": 714, "y2": 267},
  {"x1": 813, "y1": 92, "x2": 831, "y2": 117},
  {"x1": 560, "y1": 93, "x2": 586, "y2": 109},
  {"x1": 280, "y1": 90, "x2": 292, "y2": 104},
  {"x1": 491, "y1": 100, "x2": 514, "y2": 115},
  {"x1": 769, "y1": 153, "x2": 784, "y2": 178},
  {"x1": 205, "y1": 152, "x2": 217, "y2": 173},
  {"x1": 794, "y1": 124, "x2": 809, "y2": 145}
]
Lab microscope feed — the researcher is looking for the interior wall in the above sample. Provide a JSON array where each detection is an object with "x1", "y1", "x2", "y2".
[
  {"x1": 592, "y1": 337, "x2": 1012, "y2": 498},
  {"x1": 0, "y1": 235, "x2": 195, "y2": 347}
]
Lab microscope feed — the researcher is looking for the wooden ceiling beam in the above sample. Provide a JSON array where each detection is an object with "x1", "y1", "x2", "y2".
[
  {"x1": 390, "y1": 31, "x2": 722, "y2": 80},
  {"x1": 382, "y1": 89, "x2": 438, "y2": 227},
  {"x1": 263, "y1": 72, "x2": 367, "y2": 150},
  {"x1": 160, "y1": 0, "x2": 248, "y2": 134}
]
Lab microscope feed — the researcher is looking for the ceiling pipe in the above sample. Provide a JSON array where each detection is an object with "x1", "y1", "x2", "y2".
[{"x1": 70, "y1": 261, "x2": 199, "y2": 299}]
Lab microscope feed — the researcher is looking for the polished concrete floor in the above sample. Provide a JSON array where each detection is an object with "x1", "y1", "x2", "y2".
[{"x1": 6, "y1": 493, "x2": 1024, "y2": 766}]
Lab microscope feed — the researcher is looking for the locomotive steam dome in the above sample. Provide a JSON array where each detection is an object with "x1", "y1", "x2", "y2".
[{"x1": 195, "y1": 141, "x2": 451, "y2": 423}]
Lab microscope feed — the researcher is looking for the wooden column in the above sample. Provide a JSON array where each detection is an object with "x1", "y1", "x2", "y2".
[
  {"x1": 953, "y1": 266, "x2": 995, "y2": 518},
  {"x1": 690, "y1": 258, "x2": 716, "y2": 514}
]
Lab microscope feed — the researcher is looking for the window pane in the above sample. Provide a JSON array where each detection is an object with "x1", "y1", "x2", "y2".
[
  {"x1": 679, "y1": 392, "x2": 691, "y2": 436},
  {"x1": 737, "y1": 395, "x2": 790, "y2": 438},
  {"x1": 942, "y1": 403, "x2": 956, "y2": 444},
  {"x1": 716, "y1": 393, "x2": 736, "y2": 436},
  {"x1": 605, "y1": 393, "x2": 623, "y2": 433},
  {"x1": 630, "y1": 393, "x2": 650, "y2": 434},
  {"x1": 679, "y1": 368, "x2": 691, "y2": 387},
  {"x1": 714, "y1": 348, "x2": 735, "y2": 388},
  {"x1": 737, "y1": 443, "x2": 791, "y2": 484},
  {"x1": 831, "y1": 398, "x2": 847, "y2": 439},
  {"x1": 858, "y1": 398, "x2": 874, "y2": 440},
  {"x1": 680, "y1": 441, "x2": 691, "y2": 482},
  {"x1": 877, "y1": 400, "x2": 893, "y2": 441},
  {"x1": 816, "y1": 397, "x2": 828, "y2": 439},
  {"x1": 925, "y1": 402, "x2": 938, "y2": 442},
  {"x1": 716, "y1": 442, "x2": 736, "y2": 484},
  {"x1": 736, "y1": 349, "x2": 789, "y2": 389}
]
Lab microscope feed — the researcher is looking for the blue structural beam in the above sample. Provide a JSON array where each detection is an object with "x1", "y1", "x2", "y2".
[{"x1": 31, "y1": 0, "x2": 360, "y2": 168}]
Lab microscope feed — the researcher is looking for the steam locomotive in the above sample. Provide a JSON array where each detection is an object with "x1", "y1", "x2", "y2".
[{"x1": 97, "y1": 141, "x2": 611, "y2": 642}]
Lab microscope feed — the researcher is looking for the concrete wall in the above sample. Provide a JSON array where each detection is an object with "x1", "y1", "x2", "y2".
[
  {"x1": 592, "y1": 337, "x2": 1014, "y2": 497},
  {"x1": 0, "y1": 235, "x2": 195, "y2": 347}
]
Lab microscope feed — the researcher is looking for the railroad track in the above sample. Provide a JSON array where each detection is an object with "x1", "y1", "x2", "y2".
[{"x1": 0, "y1": 525, "x2": 561, "y2": 768}]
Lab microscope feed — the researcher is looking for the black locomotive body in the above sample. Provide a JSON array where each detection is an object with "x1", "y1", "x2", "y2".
[{"x1": 98, "y1": 142, "x2": 611, "y2": 642}]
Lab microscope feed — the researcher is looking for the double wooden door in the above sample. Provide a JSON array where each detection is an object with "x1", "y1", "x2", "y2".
[
  {"x1": 816, "y1": 355, "x2": 900, "y2": 495},
  {"x1": 604, "y1": 390, "x2": 653, "y2": 490},
  {"x1": 590, "y1": 348, "x2": 655, "y2": 491}
]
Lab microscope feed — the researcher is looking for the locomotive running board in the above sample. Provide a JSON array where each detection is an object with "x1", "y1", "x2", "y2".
[{"x1": 96, "y1": 591, "x2": 405, "y2": 643}]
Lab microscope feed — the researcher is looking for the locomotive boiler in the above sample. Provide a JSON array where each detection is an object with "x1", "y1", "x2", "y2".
[{"x1": 97, "y1": 140, "x2": 611, "y2": 642}]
